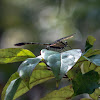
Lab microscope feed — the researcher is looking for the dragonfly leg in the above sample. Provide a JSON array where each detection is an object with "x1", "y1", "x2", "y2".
[
  {"x1": 68, "y1": 45, "x2": 72, "y2": 49},
  {"x1": 65, "y1": 41, "x2": 72, "y2": 49}
]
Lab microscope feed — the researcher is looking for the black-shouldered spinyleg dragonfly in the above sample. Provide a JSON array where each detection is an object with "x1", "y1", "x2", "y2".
[{"x1": 14, "y1": 33, "x2": 76, "y2": 50}]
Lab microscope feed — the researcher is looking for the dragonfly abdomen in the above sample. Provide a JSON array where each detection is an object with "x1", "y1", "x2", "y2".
[{"x1": 14, "y1": 42, "x2": 50, "y2": 46}]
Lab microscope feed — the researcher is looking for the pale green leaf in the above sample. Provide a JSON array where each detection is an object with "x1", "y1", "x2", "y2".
[
  {"x1": 41, "y1": 49, "x2": 82, "y2": 80},
  {"x1": 18, "y1": 56, "x2": 42, "y2": 88},
  {"x1": 60, "y1": 49, "x2": 82, "y2": 78},
  {"x1": 1, "y1": 72, "x2": 19, "y2": 100},
  {"x1": 4, "y1": 78, "x2": 21, "y2": 100}
]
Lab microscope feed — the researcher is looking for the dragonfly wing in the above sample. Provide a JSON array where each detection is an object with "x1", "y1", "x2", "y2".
[{"x1": 56, "y1": 33, "x2": 76, "y2": 42}]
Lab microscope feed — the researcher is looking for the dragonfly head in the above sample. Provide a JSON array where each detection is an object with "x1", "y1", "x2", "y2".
[{"x1": 46, "y1": 45, "x2": 50, "y2": 49}]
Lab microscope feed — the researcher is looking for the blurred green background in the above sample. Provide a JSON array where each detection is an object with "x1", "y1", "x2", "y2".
[{"x1": 0, "y1": 0, "x2": 100, "y2": 100}]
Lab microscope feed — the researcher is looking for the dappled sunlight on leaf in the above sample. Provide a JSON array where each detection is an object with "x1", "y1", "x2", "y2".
[
  {"x1": 0, "y1": 48, "x2": 35, "y2": 64},
  {"x1": 18, "y1": 56, "x2": 42, "y2": 88},
  {"x1": 1, "y1": 65, "x2": 54, "y2": 100},
  {"x1": 41, "y1": 49, "x2": 82, "y2": 80},
  {"x1": 1, "y1": 35, "x2": 100, "y2": 100}
]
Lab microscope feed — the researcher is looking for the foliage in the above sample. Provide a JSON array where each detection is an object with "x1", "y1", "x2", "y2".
[
  {"x1": 1, "y1": 36, "x2": 100, "y2": 100},
  {"x1": 0, "y1": 48, "x2": 35, "y2": 64}
]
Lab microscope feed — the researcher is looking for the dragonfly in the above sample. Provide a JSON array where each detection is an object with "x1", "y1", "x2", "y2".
[{"x1": 14, "y1": 33, "x2": 76, "y2": 50}]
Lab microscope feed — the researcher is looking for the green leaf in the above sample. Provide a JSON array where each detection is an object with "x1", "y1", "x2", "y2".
[
  {"x1": 46, "y1": 53, "x2": 61, "y2": 80},
  {"x1": 41, "y1": 49, "x2": 61, "y2": 80},
  {"x1": 67, "y1": 49, "x2": 100, "y2": 79},
  {"x1": 0, "y1": 48, "x2": 35, "y2": 64},
  {"x1": 41, "y1": 49, "x2": 82, "y2": 80},
  {"x1": 89, "y1": 88, "x2": 100, "y2": 100},
  {"x1": 72, "y1": 70, "x2": 100, "y2": 96},
  {"x1": 60, "y1": 49, "x2": 82, "y2": 79},
  {"x1": 40, "y1": 85, "x2": 74, "y2": 100},
  {"x1": 80, "y1": 98, "x2": 92, "y2": 100},
  {"x1": 1, "y1": 72, "x2": 20, "y2": 100},
  {"x1": 4, "y1": 78, "x2": 21, "y2": 100},
  {"x1": 83, "y1": 55, "x2": 100, "y2": 66},
  {"x1": 18, "y1": 56, "x2": 42, "y2": 88},
  {"x1": 88, "y1": 55, "x2": 100, "y2": 66},
  {"x1": 84, "y1": 49, "x2": 100, "y2": 57},
  {"x1": 41, "y1": 49, "x2": 59, "y2": 61},
  {"x1": 2, "y1": 64, "x2": 54, "y2": 100},
  {"x1": 85, "y1": 36, "x2": 96, "y2": 51},
  {"x1": 81, "y1": 49, "x2": 100, "y2": 74}
]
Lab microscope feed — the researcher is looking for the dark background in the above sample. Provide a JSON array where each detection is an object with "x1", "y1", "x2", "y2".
[{"x1": 0, "y1": 0, "x2": 100, "y2": 100}]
